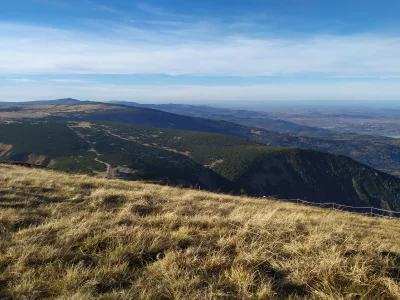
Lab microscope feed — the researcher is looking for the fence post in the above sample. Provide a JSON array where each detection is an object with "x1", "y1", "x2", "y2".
[
  {"x1": 332, "y1": 202, "x2": 335, "y2": 210},
  {"x1": 370, "y1": 207, "x2": 373, "y2": 217}
]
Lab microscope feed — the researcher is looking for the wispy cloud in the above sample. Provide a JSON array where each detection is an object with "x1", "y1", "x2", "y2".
[
  {"x1": 97, "y1": 4, "x2": 121, "y2": 14},
  {"x1": 49, "y1": 79, "x2": 87, "y2": 83},
  {"x1": 1, "y1": 22, "x2": 400, "y2": 78},
  {"x1": 136, "y1": 2, "x2": 189, "y2": 19},
  {"x1": 33, "y1": 0, "x2": 70, "y2": 9},
  {"x1": 130, "y1": 19, "x2": 187, "y2": 27},
  {"x1": 36, "y1": 0, "x2": 123, "y2": 16},
  {"x1": 7, "y1": 78, "x2": 40, "y2": 83},
  {"x1": 4, "y1": 77, "x2": 86, "y2": 84},
  {"x1": 2, "y1": 81, "x2": 400, "y2": 102}
]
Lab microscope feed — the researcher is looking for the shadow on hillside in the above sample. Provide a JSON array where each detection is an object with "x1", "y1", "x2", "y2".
[{"x1": 257, "y1": 261, "x2": 309, "y2": 298}]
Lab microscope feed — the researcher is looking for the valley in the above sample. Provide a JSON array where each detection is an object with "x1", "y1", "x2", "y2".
[{"x1": 263, "y1": 105, "x2": 400, "y2": 137}]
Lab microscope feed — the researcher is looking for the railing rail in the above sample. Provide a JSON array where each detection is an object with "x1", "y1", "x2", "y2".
[{"x1": 273, "y1": 198, "x2": 400, "y2": 219}]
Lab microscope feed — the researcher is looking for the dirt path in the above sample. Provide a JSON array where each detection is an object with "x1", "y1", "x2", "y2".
[
  {"x1": 89, "y1": 143, "x2": 111, "y2": 178},
  {"x1": 104, "y1": 129, "x2": 191, "y2": 157},
  {"x1": 69, "y1": 124, "x2": 191, "y2": 178},
  {"x1": 68, "y1": 125, "x2": 111, "y2": 178}
]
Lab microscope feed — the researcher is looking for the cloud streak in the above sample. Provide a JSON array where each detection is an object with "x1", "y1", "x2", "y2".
[
  {"x1": 1, "y1": 22, "x2": 400, "y2": 78},
  {"x1": 48, "y1": 78, "x2": 88, "y2": 83},
  {"x1": 136, "y1": 2, "x2": 189, "y2": 18},
  {"x1": 7, "y1": 78, "x2": 40, "y2": 83},
  {"x1": 2, "y1": 81, "x2": 400, "y2": 102}
]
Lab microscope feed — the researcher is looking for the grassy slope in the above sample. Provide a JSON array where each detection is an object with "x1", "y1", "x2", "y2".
[
  {"x1": 0, "y1": 164, "x2": 399, "y2": 299},
  {"x1": 89, "y1": 122, "x2": 400, "y2": 209}
]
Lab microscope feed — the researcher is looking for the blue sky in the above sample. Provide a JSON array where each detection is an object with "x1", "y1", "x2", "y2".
[{"x1": 1, "y1": 0, "x2": 400, "y2": 103}]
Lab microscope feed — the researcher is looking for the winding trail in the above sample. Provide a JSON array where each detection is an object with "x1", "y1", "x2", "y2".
[
  {"x1": 104, "y1": 129, "x2": 191, "y2": 157},
  {"x1": 68, "y1": 125, "x2": 111, "y2": 178},
  {"x1": 88, "y1": 141, "x2": 112, "y2": 178}
]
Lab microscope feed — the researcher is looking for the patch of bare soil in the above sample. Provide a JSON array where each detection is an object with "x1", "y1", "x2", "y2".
[
  {"x1": 112, "y1": 166, "x2": 137, "y2": 178},
  {"x1": 204, "y1": 159, "x2": 224, "y2": 169},
  {"x1": 70, "y1": 122, "x2": 93, "y2": 128},
  {"x1": 104, "y1": 130, "x2": 138, "y2": 142},
  {"x1": 104, "y1": 128, "x2": 190, "y2": 156},
  {"x1": 251, "y1": 129, "x2": 262, "y2": 135},
  {"x1": 162, "y1": 147, "x2": 190, "y2": 157},
  {"x1": 0, "y1": 143, "x2": 12, "y2": 157},
  {"x1": 26, "y1": 153, "x2": 55, "y2": 167}
]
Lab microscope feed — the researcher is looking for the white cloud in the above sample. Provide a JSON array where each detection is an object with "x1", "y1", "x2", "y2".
[
  {"x1": 4, "y1": 77, "x2": 86, "y2": 84},
  {"x1": 1, "y1": 20, "x2": 400, "y2": 101},
  {"x1": 1, "y1": 22, "x2": 400, "y2": 78},
  {"x1": 1, "y1": 81, "x2": 400, "y2": 102},
  {"x1": 48, "y1": 79, "x2": 87, "y2": 83},
  {"x1": 98, "y1": 5, "x2": 118, "y2": 13},
  {"x1": 7, "y1": 78, "x2": 40, "y2": 83},
  {"x1": 136, "y1": 3, "x2": 189, "y2": 18}
]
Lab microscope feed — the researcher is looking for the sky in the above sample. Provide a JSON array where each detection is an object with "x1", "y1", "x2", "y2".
[{"x1": 1, "y1": 0, "x2": 400, "y2": 104}]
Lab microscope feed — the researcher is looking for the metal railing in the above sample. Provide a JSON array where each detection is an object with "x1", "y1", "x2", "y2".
[{"x1": 274, "y1": 198, "x2": 400, "y2": 219}]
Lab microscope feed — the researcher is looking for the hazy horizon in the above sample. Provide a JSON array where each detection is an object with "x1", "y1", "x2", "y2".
[{"x1": 2, "y1": 98, "x2": 400, "y2": 110}]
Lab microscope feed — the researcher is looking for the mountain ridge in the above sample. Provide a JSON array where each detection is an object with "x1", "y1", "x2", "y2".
[
  {"x1": 0, "y1": 99, "x2": 399, "y2": 178},
  {"x1": 0, "y1": 98, "x2": 93, "y2": 106}
]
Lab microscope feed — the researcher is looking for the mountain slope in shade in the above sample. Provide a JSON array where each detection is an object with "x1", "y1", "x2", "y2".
[
  {"x1": 108, "y1": 100, "x2": 330, "y2": 135},
  {"x1": 61, "y1": 102, "x2": 400, "y2": 177},
  {"x1": 1, "y1": 120, "x2": 400, "y2": 210}
]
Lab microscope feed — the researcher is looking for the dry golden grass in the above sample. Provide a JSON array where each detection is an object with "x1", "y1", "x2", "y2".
[{"x1": 0, "y1": 164, "x2": 399, "y2": 299}]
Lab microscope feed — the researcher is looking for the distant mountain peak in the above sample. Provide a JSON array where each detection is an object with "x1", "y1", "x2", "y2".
[
  {"x1": 56, "y1": 98, "x2": 81, "y2": 102},
  {"x1": 50, "y1": 98, "x2": 83, "y2": 104}
]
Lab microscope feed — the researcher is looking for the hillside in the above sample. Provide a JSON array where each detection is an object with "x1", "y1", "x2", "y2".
[
  {"x1": 1, "y1": 121, "x2": 400, "y2": 209},
  {"x1": 78, "y1": 122, "x2": 400, "y2": 210},
  {"x1": 107, "y1": 101, "x2": 330, "y2": 136},
  {"x1": 0, "y1": 122, "x2": 234, "y2": 193},
  {"x1": 0, "y1": 164, "x2": 399, "y2": 299},
  {"x1": 0, "y1": 100, "x2": 399, "y2": 177}
]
